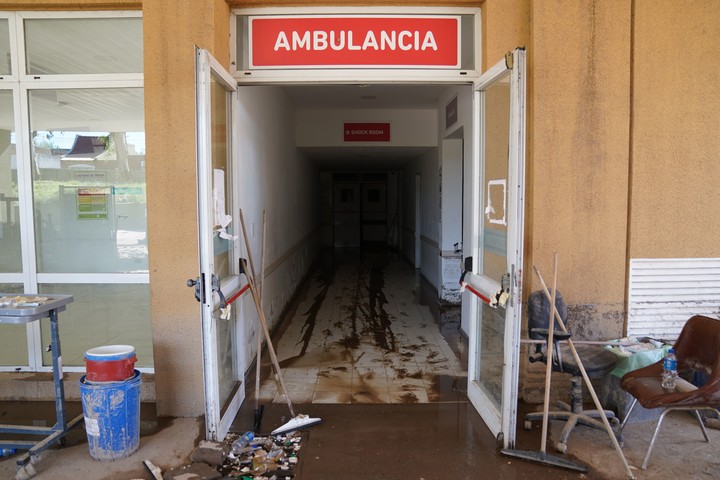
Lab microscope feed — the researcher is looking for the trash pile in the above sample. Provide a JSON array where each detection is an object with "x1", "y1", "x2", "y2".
[{"x1": 217, "y1": 431, "x2": 302, "y2": 479}]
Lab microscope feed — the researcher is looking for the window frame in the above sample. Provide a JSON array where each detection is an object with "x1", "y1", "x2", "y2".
[{"x1": 0, "y1": 11, "x2": 149, "y2": 373}]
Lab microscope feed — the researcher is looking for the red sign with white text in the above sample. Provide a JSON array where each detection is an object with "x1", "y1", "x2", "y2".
[
  {"x1": 344, "y1": 123, "x2": 390, "y2": 142},
  {"x1": 249, "y1": 16, "x2": 460, "y2": 69}
]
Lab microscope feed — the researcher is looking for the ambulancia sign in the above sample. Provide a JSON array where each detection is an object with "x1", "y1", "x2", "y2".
[{"x1": 249, "y1": 15, "x2": 461, "y2": 69}]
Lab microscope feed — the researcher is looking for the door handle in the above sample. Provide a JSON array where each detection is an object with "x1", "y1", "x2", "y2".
[{"x1": 187, "y1": 276, "x2": 202, "y2": 303}]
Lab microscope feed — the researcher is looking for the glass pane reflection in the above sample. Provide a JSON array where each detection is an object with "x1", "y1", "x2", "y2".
[
  {"x1": 0, "y1": 19, "x2": 10, "y2": 75},
  {"x1": 24, "y1": 17, "x2": 143, "y2": 75},
  {"x1": 474, "y1": 74, "x2": 511, "y2": 409},
  {"x1": 29, "y1": 88, "x2": 147, "y2": 273},
  {"x1": 0, "y1": 90, "x2": 22, "y2": 273},
  {"x1": 0, "y1": 284, "x2": 29, "y2": 366},
  {"x1": 40, "y1": 283, "x2": 153, "y2": 367}
]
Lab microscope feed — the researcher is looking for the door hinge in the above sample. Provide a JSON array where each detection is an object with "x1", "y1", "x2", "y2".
[{"x1": 505, "y1": 51, "x2": 513, "y2": 69}]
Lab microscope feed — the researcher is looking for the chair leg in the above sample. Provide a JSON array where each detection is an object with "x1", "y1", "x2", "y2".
[
  {"x1": 642, "y1": 408, "x2": 671, "y2": 470},
  {"x1": 617, "y1": 397, "x2": 638, "y2": 434},
  {"x1": 694, "y1": 409, "x2": 710, "y2": 442}
]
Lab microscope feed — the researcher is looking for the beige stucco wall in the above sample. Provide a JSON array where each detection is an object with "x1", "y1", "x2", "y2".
[
  {"x1": 0, "y1": 0, "x2": 139, "y2": 9},
  {"x1": 481, "y1": 0, "x2": 529, "y2": 70},
  {"x1": 528, "y1": 1, "x2": 631, "y2": 340},
  {"x1": 629, "y1": 1, "x2": 720, "y2": 259},
  {"x1": 143, "y1": 0, "x2": 230, "y2": 417}
]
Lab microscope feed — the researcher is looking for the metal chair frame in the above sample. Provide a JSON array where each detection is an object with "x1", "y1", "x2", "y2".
[{"x1": 617, "y1": 398, "x2": 715, "y2": 470}]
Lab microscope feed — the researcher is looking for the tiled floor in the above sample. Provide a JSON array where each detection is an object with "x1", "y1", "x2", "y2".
[{"x1": 258, "y1": 249, "x2": 467, "y2": 405}]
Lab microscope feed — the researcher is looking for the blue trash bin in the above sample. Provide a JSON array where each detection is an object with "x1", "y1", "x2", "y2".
[{"x1": 79, "y1": 370, "x2": 141, "y2": 461}]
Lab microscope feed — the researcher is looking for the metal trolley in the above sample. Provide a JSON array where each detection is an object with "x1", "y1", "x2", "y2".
[{"x1": 0, "y1": 294, "x2": 84, "y2": 480}]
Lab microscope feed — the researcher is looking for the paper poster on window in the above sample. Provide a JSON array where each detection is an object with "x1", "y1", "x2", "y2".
[
  {"x1": 213, "y1": 169, "x2": 235, "y2": 240},
  {"x1": 485, "y1": 179, "x2": 506, "y2": 226},
  {"x1": 76, "y1": 188, "x2": 109, "y2": 220}
]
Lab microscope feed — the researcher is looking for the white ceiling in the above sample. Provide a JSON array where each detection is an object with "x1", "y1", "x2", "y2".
[
  {"x1": 281, "y1": 83, "x2": 449, "y2": 109},
  {"x1": 280, "y1": 83, "x2": 455, "y2": 169}
]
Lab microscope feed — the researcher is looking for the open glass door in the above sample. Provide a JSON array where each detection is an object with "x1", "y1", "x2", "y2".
[
  {"x1": 195, "y1": 47, "x2": 245, "y2": 441},
  {"x1": 464, "y1": 48, "x2": 526, "y2": 448}
]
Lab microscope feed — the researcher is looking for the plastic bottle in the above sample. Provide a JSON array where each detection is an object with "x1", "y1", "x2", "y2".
[
  {"x1": 231, "y1": 431, "x2": 254, "y2": 453},
  {"x1": 661, "y1": 348, "x2": 677, "y2": 390},
  {"x1": 0, "y1": 448, "x2": 16, "y2": 457}
]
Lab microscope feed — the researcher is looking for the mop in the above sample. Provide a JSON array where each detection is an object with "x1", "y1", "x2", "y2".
[{"x1": 501, "y1": 254, "x2": 589, "y2": 473}]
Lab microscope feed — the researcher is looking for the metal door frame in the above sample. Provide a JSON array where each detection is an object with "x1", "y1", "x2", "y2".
[
  {"x1": 464, "y1": 48, "x2": 525, "y2": 448},
  {"x1": 195, "y1": 47, "x2": 246, "y2": 441}
]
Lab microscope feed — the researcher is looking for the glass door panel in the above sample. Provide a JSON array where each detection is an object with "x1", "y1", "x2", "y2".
[
  {"x1": 210, "y1": 72, "x2": 235, "y2": 410},
  {"x1": 465, "y1": 49, "x2": 525, "y2": 448},
  {"x1": 196, "y1": 48, "x2": 245, "y2": 441},
  {"x1": 475, "y1": 76, "x2": 511, "y2": 409}
]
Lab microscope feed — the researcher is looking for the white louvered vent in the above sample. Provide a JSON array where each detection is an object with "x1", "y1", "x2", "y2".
[{"x1": 627, "y1": 258, "x2": 720, "y2": 340}]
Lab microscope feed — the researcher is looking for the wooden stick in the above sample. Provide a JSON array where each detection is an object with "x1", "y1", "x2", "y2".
[
  {"x1": 242, "y1": 258, "x2": 296, "y2": 418},
  {"x1": 254, "y1": 211, "x2": 267, "y2": 410},
  {"x1": 534, "y1": 265, "x2": 635, "y2": 479},
  {"x1": 522, "y1": 339, "x2": 644, "y2": 346},
  {"x1": 239, "y1": 209, "x2": 262, "y2": 410},
  {"x1": 539, "y1": 253, "x2": 558, "y2": 454},
  {"x1": 239, "y1": 209, "x2": 257, "y2": 284}
]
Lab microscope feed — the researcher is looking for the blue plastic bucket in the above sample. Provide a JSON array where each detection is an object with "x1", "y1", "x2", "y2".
[{"x1": 79, "y1": 370, "x2": 142, "y2": 461}]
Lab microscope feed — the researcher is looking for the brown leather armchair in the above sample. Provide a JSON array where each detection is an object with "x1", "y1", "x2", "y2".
[{"x1": 618, "y1": 315, "x2": 720, "y2": 469}]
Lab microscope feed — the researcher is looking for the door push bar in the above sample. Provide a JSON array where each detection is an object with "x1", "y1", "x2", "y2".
[
  {"x1": 459, "y1": 256, "x2": 511, "y2": 308},
  {"x1": 187, "y1": 261, "x2": 254, "y2": 309}
]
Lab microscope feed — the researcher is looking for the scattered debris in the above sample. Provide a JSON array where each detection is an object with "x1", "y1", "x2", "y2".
[
  {"x1": 162, "y1": 461, "x2": 222, "y2": 480},
  {"x1": 191, "y1": 440, "x2": 229, "y2": 466},
  {"x1": 217, "y1": 430, "x2": 303, "y2": 479},
  {"x1": 144, "y1": 459, "x2": 164, "y2": 480}
]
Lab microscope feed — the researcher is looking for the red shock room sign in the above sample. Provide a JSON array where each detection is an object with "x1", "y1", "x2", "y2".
[{"x1": 249, "y1": 15, "x2": 461, "y2": 69}]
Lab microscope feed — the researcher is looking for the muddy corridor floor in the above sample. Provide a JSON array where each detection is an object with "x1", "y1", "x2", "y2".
[
  {"x1": 237, "y1": 248, "x2": 592, "y2": 479},
  {"x1": 257, "y1": 248, "x2": 468, "y2": 406}
]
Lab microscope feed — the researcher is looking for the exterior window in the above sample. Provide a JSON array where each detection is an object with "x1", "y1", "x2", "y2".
[
  {"x1": 1, "y1": 12, "x2": 149, "y2": 371},
  {"x1": 0, "y1": 90, "x2": 21, "y2": 272},
  {"x1": 29, "y1": 88, "x2": 147, "y2": 274},
  {"x1": 39, "y1": 283, "x2": 152, "y2": 367},
  {"x1": 0, "y1": 284, "x2": 27, "y2": 366},
  {"x1": 0, "y1": 19, "x2": 10, "y2": 75},
  {"x1": 24, "y1": 17, "x2": 143, "y2": 75}
]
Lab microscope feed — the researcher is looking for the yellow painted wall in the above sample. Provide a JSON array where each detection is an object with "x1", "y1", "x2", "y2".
[
  {"x1": 629, "y1": 1, "x2": 720, "y2": 259},
  {"x1": 528, "y1": 1, "x2": 631, "y2": 339},
  {"x1": 0, "y1": 0, "x2": 139, "y2": 9},
  {"x1": 143, "y1": 0, "x2": 230, "y2": 417},
  {"x1": 481, "y1": 0, "x2": 529, "y2": 71}
]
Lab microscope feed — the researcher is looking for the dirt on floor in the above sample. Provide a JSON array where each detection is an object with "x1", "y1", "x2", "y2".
[
  {"x1": 1, "y1": 398, "x2": 719, "y2": 479},
  {"x1": 519, "y1": 402, "x2": 720, "y2": 479}
]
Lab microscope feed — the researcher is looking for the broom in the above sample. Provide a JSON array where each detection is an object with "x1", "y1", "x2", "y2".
[
  {"x1": 501, "y1": 253, "x2": 589, "y2": 472},
  {"x1": 240, "y1": 258, "x2": 322, "y2": 436}
]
